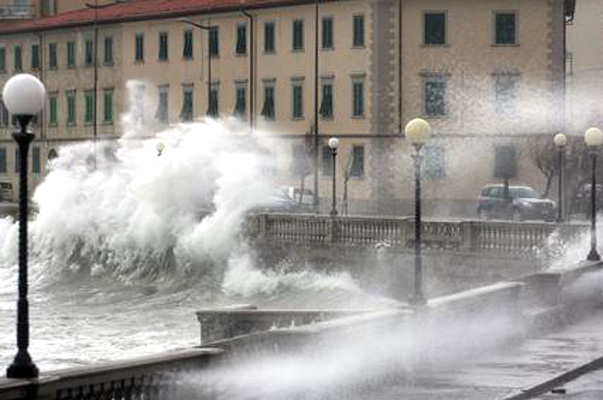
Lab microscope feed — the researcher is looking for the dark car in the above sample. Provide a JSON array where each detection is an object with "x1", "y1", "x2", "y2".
[{"x1": 476, "y1": 184, "x2": 556, "y2": 222}]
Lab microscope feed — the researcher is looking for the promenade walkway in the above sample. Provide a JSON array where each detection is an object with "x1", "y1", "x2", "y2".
[{"x1": 355, "y1": 311, "x2": 603, "y2": 400}]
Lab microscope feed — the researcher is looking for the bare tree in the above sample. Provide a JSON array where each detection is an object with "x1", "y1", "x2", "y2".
[{"x1": 291, "y1": 132, "x2": 314, "y2": 203}]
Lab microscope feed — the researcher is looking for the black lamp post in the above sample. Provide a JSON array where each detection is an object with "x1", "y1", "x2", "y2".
[
  {"x1": 328, "y1": 137, "x2": 339, "y2": 216},
  {"x1": 177, "y1": 18, "x2": 216, "y2": 116},
  {"x1": 554, "y1": 133, "x2": 567, "y2": 223},
  {"x1": 405, "y1": 118, "x2": 431, "y2": 306},
  {"x1": 2, "y1": 73, "x2": 46, "y2": 378},
  {"x1": 585, "y1": 127, "x2": 603, "y2": 261}
]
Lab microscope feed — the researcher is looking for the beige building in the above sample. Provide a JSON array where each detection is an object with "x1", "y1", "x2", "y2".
[{"x1": 0, "y1": 0, "x2": 567, "y2": 216}]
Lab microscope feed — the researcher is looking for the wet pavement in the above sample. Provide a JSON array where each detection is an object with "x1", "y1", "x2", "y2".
[{"x1": 359, "y1": 310, "x2": 603, "y2": 399}]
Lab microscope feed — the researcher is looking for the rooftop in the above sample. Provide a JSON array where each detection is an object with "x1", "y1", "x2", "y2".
[{"x1": 0, "y1": 0, "x2": 323, "y2": 35}]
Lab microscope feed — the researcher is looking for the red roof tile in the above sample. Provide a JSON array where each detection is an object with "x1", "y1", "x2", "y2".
[{"x1": 0, "y1": 0, "x2": 319, "y2": 35}]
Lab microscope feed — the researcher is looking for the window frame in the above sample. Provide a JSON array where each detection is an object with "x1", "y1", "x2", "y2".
[
  {"x1": 352, "y1": 15, "x2": 365, "y2": 48},
  {"x1": 422, "y1": 11, "x2": 447, "y2": 46},
  {"x1": 158, "y1": 32, "x2": 169, "y2": 61},
  {"x1": 292, "y1": 20, "x2": 304, "y2": 51},
  {"x1": 322, "y1": 16, "x2": 334, "y2": 50},
  {"x1": 264, "y1": 22, "x2": 276, "y2": 54}
]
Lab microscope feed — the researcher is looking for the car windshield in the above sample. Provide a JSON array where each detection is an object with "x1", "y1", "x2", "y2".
[{"x1": 511, "y1": 187, "x2": 540, "y2": 199}]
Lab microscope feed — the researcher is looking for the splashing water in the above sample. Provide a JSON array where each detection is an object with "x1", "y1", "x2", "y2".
[{"x1": 0, "y1": 85, "x2": 388, "y2": 370}]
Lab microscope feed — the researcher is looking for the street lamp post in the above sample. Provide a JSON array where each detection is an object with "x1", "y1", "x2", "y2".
[
  {"x1": 2, "y1": 74, "x2": 46, "y2": 378},
  {"x1": 178, "y1": 18, "x2": 215, "y2": 115},
  {"x1": 405, "y1": 118, "x2": 431, "y2": 306},
  {"x1": 585, "y1": 127, "x2": 603, "y2": 261},
  {"x1": 554, "y1": 133, "x2": 567, "y2": 223},
  {"x1": 328, "y1": 137, "x2": 339, "y2": 216}
]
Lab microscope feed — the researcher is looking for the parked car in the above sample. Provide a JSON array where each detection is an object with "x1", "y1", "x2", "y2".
[
  {"x1": 476, "y1": 184, "x2": 556, "y2": 222},
  {"x1": 256, "y1": 186, "x2": 315, "y2": 213}
]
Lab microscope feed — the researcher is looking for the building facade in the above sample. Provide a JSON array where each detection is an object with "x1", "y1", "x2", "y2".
[{"x1": 0, "y1": 0, "x2": 567, "y2": 216}]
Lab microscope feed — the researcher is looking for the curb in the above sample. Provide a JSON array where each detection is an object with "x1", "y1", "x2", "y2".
[{"x1": 501, "y1": 354, "x2": 603, "y2": 400}]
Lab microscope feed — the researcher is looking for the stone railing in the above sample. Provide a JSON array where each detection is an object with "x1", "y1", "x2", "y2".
[
  {"x1": 246, "y1": 214, "x2": 588, "y2": 257},
  {"x1": 0, "y1": 348, "x2": 222, "y2": 400}
]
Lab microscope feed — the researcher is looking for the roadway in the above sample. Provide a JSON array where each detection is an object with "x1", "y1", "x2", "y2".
[{"x1": 341, "y1": 310, "x2": 603, "y2": 399}]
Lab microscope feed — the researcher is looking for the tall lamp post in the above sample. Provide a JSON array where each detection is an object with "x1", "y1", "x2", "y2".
[
  {"x1": 585, "y1": 127, "x2": 603, "y2": 261},
  {"x1": 328, "y1": 137, "x2": 339, "y2": 216},
  {"x1": 554, "y1": 133, "x2": 567, "y2": 223},
  {"x1": 405, "y1": 118, "x2": 431, "y2": 306},
  {"x1": 178, "y1": 18, "x2": 215, "y2": 115},
  {"x1": 2, "y1": 74, "x2": 46, "y2": 378}
]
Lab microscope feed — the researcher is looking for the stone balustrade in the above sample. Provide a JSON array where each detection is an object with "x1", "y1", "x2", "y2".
[
  {"x1": 246, "y1": 214, "x2": 588, "y2": 258},
  {"x1": 0, "y1": 348, "x2": 222, "y2": 400}
]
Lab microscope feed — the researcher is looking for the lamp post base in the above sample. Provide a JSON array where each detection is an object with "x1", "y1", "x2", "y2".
[
  {"x1": 587, "y1": 249, "x2": 601, "y2": 261},
  {"x1": 6, "y1": 351, "x2": 39, "y2": 378}
]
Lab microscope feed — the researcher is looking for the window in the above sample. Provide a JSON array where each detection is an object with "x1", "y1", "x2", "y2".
[
  {"x1": 352, "y1": 77, "x2": 364, "y2": 117},
  {"x1": 156, "y1": 85, "x2": 169, "y2": 123},
  {"x1": 494, "y1": 72, "x2": 519, "y2": 114},
  {"x1": 0, "y1": 148, "x2": 6, "y2": 173},
  {"x1": 319, "y1": 82, "x2": 333, "y2": 119},
  {"x1": 85, "y1": 91, "x2": 94, "y2": 124},
  {"x1": 494, "y1": 145, "x2": 517, "y2": 179},
  {"x1": 424, "y1": 12, "x2": 446, "y2": 45},
  {"x1": 209, "y1": 27, "x2": 219, "y2": 57},
  {"x1": 236, "y1": 23, "x2": 247, "y2": 55},
  {"x1": 293, "y1": 20, "x2": 304, "y2": 51},
  {"x1": 322, "y1": 17, "x2": 333, "y2": 50},
  {"x1": 180, "y1": 85, "x2": 193, "y2": 122},
  {"x1": 264, "y1": 22, "x2": 275, "y2": 53},
  {"x1": 424, "y1": 146, "x2": 446, "y2": 180},
  {"x1": 261, "y1": 84, "x2": 275, "y2": 119},
  {"x1": 49, "y1": 95, "x2": 57, "y2": 125},
  {"x1": 207, "y1": 83, "x2": 219, "y2": 117},
  {"x1": 158, "y1": 32, "x2": 168, "y2": 61},
  {"x1": 0, "y1": 47, "x2": 5, "y2": 71},
  {"x1": 135, "y1": 34, "x2": 144, "y2": 62},
  {"x1": 14, "y1": 149, "x2": 20, "y2": 173},
  {"x1": 423, "y1": 74, "x2": 446, "y2": 116},
  {"x1": 0, "y1": 99, "x2": 8, "y2": 127},
  {"x1": 31, "y1": 44, "x2": 40, "y2": 69},
  {"x1": 104, "y1": 36, "x2": 113, "y2": 65},
  {"x1": 234, "y1": 84, "x2": 246, "y2": 117},
  {"x1": 183, "y1": 30, "x2": 193, "y2": 59},
  {"x1": 495, "y1": 12, "x2": 517, "y2": 45},
  {"x1": 32, "y1": 147, "x2": 41, "y2": 174},
  {"x1": 322, "y1": 145, "x2": 333, "y2": 176},
  {"x1": 66, "y1": 91, "x2": 76, "y2": 125},
  {"x1": 42, "y1": 0, "x2": 55, "y2": 16},
  {"x1": 14, "y1": 45, "x2": 22, "y2": 71},
  {"x1": 84, "y1": 39, "x2": 93, "y2": 66},
  {"x1": 103, "y1": 90, "x2": 113, "y2": 123},
  {"x1": 67, "y1": 41, "x2": 75, "y2": 67},
  {"x1": 292, "y1": 80, "x2": 303, "y2": 118},
  {"x1": 49, "y1": 43, "x2": 57, "y2": 68},
  {"x1": 353, "y1": 15, "x2": 364, "y2": 47},
  {"x1": 350, "y1": 145, "x2": 364, "y2": 177}
]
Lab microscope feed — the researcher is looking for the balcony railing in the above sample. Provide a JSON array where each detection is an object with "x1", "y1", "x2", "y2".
[{"x1": 0, "y1": 4, "x2": 34, "y2": 19}]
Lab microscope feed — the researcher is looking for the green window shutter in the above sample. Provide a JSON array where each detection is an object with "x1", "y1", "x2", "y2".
[
  {"x1": 261, "y1": 86, "x2": 275, "y2": 119},
  {"x1": 103, "y1": 91, "x2": 113, "y2": 122},
  {"x1": 264, "y1": 23, "x2": 275, "y2": 53},
  {"x1": 236, "y1": 24, "x2": 247, "y2": 55},
  {"x1": 14, "y1": 46, "x2": 22, "y2": 71},
  {"x1": 31, "y1": 44, "x2": 40, "y2": 69},
  {"x1": 293, "y1": 20, "x2": 304, "y2": 50},
  {"x1": 104, "y1": 37, "x2": 113, "y2": 64},
  {"x1": 49, "y1": 96, "x2": 57, "y2": 125},
  {"x1": 424, "y1": 13, "x2": 446, "y2": 45},
  {"x1": 495, "y1": 13, "x2": 516, "y2": 45},
  {"x1": 32, "y1": 147, "x2": 41, "y2": 174},
  {"x1": 0, "y1": 47, "x2": 5, "y2": 71},
  {"x1": 352, "y1": 81, "x2": 364, "y2": 116},
  {"x1": 85, "y1": 40, "x2": 93, "y2": 66},
  {"x1": 49, "y1": 43, "x2": 57, "y2": 68},
  {"x1": 85, "y1": 92, "x2": 93, "y2": 123},
  {"x1": 353, "y1": 15, "x2": 364, "y2": 47},
  {"x1": 135, "y1": 34, "x2": 144, "y2": 61},
  {"x1": 183, "y1": 30, "x2": 193, "y2": 59},
  {"x1": 0, "y1": 148, "x2": 6, "y2": 173},
  {"x1": 319, "y1": 84, "x2": 333, "y2": 118}
]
